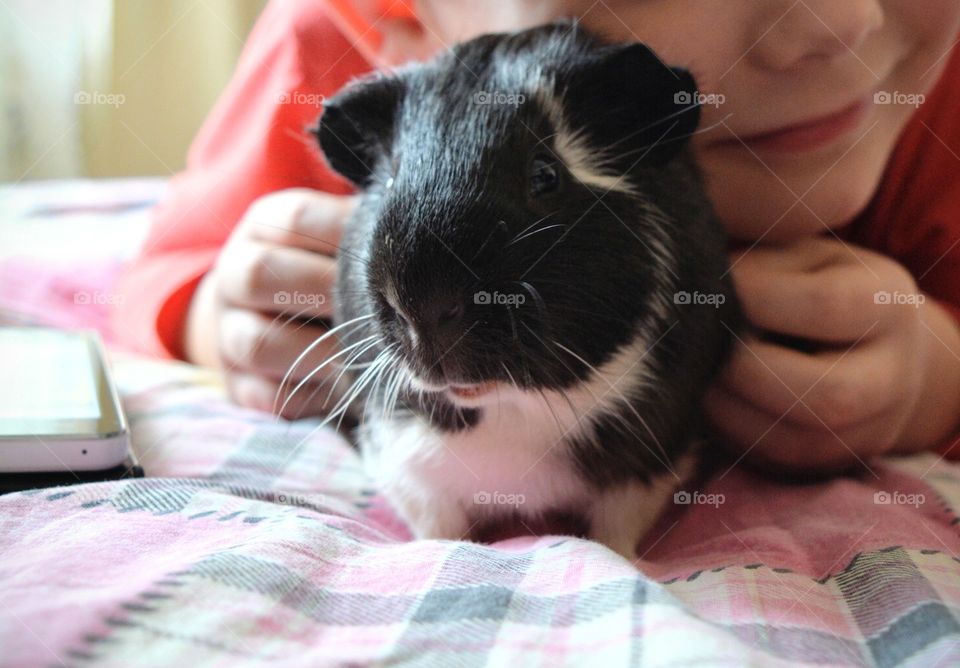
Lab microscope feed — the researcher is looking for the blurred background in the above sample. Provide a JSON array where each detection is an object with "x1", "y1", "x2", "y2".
[{"x1": 0, "y1": 0, "x2": 268, "y2": 181}]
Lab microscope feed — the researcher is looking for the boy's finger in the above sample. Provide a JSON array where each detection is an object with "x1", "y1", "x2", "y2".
[
  {"x1": 220, "y1": 241, "x2": 337, "y2": 318},
  {"x1": 245, "y1": 189, "x2": 355, "y2": 255},
  {"x1": 717, "y1": 337, "x2": 897, "y2": 431},
  {"x1": 731, "y1": 258, "x2": 885, "y2": 342},
  {"x1": 729, "y1": 236, "x2": 848, "y2": 275},
  {"x1": 703, "y1": 386, "x2": 889, "y2": 473},
  {"x1": 218, "y1": 309, "x2": 341, "y2": 383},
  {"x1": 225, "y1": 370, "x2": 347, "y2": 420}
]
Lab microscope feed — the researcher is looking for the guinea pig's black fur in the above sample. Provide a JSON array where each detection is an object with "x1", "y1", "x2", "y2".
[{"x1": 312, "y1": 20, "x2": 742, "y2": 554}]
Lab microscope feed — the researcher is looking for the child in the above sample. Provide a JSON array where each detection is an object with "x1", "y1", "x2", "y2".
[{"x1": 112, "y1": 0, "x2": 960, "y2": 472}]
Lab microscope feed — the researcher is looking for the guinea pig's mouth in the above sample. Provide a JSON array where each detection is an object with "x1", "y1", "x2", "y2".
[
  {"x1": 406, "y1": 373, "x2": 500, "y2": 404},
  {"x1": 448, "y1": 382, "x2": 497, "y2": 399}
]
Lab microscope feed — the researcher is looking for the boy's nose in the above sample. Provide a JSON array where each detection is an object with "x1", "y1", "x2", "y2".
[{"x1": 753, "y1": 0, "x2": 884, "y2": 70}]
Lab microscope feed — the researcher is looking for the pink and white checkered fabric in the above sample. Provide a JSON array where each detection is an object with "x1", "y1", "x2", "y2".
[{"x1": 2, "y1": 353, "x2": 960, "y2": 668}]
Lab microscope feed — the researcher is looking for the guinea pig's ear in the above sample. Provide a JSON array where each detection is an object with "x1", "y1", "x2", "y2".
[
  {"x1": 312, "y1": 75, "x2": 403, "y2": 187},
  {"x1": 562, "y1": 43, "x2": 701, "y2": 166}
]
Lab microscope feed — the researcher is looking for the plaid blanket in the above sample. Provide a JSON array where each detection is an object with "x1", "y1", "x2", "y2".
[{"x1": 2, "y1": 353, "x2": 960, "y2": 667}]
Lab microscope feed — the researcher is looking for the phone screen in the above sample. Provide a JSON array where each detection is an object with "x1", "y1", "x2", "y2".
[
  {"x1": 0, "y1": 329, "x2": 102, "y2": 420},
  {"x1": 0, "y1": 329, "x2": 123, "y2": 437}
]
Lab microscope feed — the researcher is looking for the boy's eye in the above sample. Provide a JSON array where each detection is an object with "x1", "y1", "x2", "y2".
[{"x1": 530, "y1": 155, "x2": 560, "y2": 197}]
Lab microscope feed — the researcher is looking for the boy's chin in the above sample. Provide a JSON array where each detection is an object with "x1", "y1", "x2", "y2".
[
  {"x1": 712, "y1": 114, "x2": 905, "y2": 243},
  {"x1": 716, "y1": 161, "x2": 888, "y2": 243}
]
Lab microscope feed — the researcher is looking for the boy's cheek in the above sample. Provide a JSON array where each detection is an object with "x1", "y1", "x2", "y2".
[
  {"x1": 884, "y1": 0, "x2": 960, "y2": 78},
  {"x1": 889, "y1": 0, "x2": 960, "y2": 61},
  {"x1": 415, "y1": 0, "x2": 567, "y2": 42}
]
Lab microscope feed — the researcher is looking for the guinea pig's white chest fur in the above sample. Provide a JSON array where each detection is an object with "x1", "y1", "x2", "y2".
[{"x1": 358, "y1": 333, "x2": 692, "y2": 560}]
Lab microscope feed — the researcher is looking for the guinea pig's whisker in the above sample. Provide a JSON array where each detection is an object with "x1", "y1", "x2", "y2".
[
  {"x1": 515, "y1": 282, "x2": 548, "y2": 324},
  {"x1": 506, "y1": 223, "x2": 567, "y2": 247},
  {"x1": 470, "y1": 219, "x2": 509, "y2": 262},
  {"x1": 379, "y1": 362, "x2": 398, "y2": 420},
  {"x1": 374, "y1": 351, "x2": 398, "y2": 419},
  {"x1": 337, "y1": 349, "x2": 393, "y2": 433},
  {"x1": 603, "y1": 102, "x2": 701, "y2": 154},
  {"x1": 516, "y1": 324, "x2": 587, "y2": 432},
  {"x1": 550, "y1": 340, "x2": 672, "y2": 470},
  {"x1": 278, "y1": 334, "x2": 379, "y2": 418},
  {"x1": 528, "y1": 280, "x2": 625, "y2": 321},
  {"x1": 615, "y1": 112, "x2": 735, "y2": 162},
  {"x1": 497, "y1": 297, "x2": 536, "y2": 389},
  {"x1": 274, "y1": 314, "x2": 376, "y2": 415},
  {"x1": 277, "y1": 303, "x2": 318, "y2": 329},
  {"x1": 499, "y1": 362, "x2": 521, "y2": 395},
  {"x1": 388, "y1": 357, "x2": 411, "y2": 421},
  {"x1": 273, "y1": 316, "x2": 369, "y2": 416},
  {"x1": 368, "y1": 344, "x2": 396, "y2": 409},
  {"x1": 261, "y1": 306, "x2": 323, "y2": 398},
  {"x1": 538, "y1": 302, "x2": 623, "y2": 322},
  {"x1": 531, "y1": 131, "x2": 559, "y2": 152},
  {"x1": 323, "y1": 336, "x2": 383, "y2": 395},
  {"x1": 505, "y1": 303, "x2": 521, "y2": 344},
  {"x1": 350, "y1": 348, "x2": 390, "y2": 415},
  {"x1": 507, "y1": 211, "x2": 558, "y2": 246},
  {"x1": 550, "y1": 339, "x2": 643, "y2": 448},
  {"x1": 267, "y1": 305, "x2": 331, "y2": 414},
  {"x1": 535, "y1": 386, "x2": 566, "y2": 438},
  {"x1": 379, "y1": 362, "x2": 407, "y2": 424},
  {"x1": 543, "y1": 366, "x2": 586, "y2": 437},
  {"x1": 318, "y1": 346, "x2": 391, "y2": 430}
]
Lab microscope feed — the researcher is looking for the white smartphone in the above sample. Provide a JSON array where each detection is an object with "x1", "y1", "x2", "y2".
[{"x1": 0, "y1": 328, "x2": 131, "y2": 473}]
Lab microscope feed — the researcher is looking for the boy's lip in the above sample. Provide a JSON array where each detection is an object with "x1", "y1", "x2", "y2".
[{"x1": 720, "y1": 97, "x2": 871, "y2": 154}]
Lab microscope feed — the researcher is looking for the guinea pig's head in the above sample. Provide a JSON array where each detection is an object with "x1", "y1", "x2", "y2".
[{"x1": 315, "y1": 21, "x2": 702, "y2": 404}]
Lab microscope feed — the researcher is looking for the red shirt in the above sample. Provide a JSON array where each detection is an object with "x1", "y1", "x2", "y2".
[
  {"x1": 111, "y1": 1, "x2": 960, "y2": 459},
  {"x1": 111, "y1": 0, "x2": 371, "y2": 360}
]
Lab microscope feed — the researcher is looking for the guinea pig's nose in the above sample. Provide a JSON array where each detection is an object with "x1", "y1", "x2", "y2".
[{"x1": 420, "y1": 295, "x2": 465, "y2": 342}]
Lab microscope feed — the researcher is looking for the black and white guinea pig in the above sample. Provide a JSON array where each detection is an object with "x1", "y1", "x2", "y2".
[{"x1": 313, "y1": 20, "x2": 741, "y2": 559}]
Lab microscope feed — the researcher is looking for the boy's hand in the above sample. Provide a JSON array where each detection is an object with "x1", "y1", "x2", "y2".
[
  {"x1": 185, "y1": 189, "x2": 358, "y2": 419},
  {"x1": 704, "y1": 236, "x2": 960, "y2": 473}
]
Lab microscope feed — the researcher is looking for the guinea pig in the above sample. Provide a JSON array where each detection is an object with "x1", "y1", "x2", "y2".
[{"x1": 311, "y1": 20, "x2": 741, "y2": 560}]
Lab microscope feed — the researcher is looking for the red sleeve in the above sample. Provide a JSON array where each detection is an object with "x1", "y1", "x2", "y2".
[
  {"x1": 111, "y1": 0, "x2": 370, "y2": 359},
  {"x1": 839, "y1": 43, "x2": 960, "y2": 460}
]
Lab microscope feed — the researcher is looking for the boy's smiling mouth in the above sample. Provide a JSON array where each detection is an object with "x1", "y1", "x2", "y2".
[{"x1": 721, "y1": 96, "x2": 872, "y2": 155}]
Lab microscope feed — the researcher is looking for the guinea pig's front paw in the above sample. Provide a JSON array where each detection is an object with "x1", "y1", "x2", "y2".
[
  {"x1": 589, "y1": 480, "x2": 675, "y2": 563},
  {"x1": 395, "y1": 494, "x2": 471, "y2": 542}
]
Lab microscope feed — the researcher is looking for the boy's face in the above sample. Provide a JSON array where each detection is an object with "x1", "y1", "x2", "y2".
[{"x1": 415, "y1": 0, "x2": 960, "y2": 241}]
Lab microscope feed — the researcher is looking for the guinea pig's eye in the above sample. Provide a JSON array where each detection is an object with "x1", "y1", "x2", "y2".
[{"x1": 529, "y1": 155, "x2": 560, "y2": 197}]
